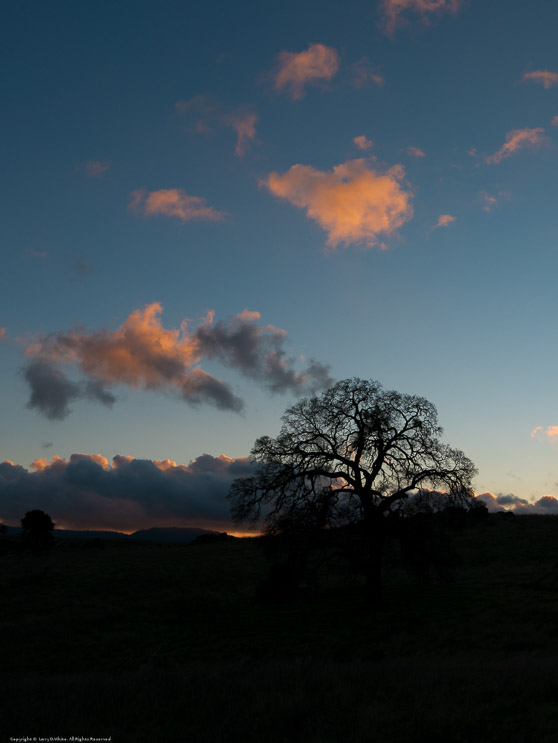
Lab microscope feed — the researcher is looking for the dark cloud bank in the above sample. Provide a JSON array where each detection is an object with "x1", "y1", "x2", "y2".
[{"x1": 0, "y1": 453, "x2": 256, "y2": 532}]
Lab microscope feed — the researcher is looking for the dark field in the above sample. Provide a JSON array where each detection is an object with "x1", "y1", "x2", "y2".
[{"x1": 2, "y1": 515, "x2": 558, "y2": 741}]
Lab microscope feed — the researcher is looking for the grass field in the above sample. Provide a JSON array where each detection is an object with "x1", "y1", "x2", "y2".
[{"x1": 2, "y1": 514, "x2": 558, "y2": 741}]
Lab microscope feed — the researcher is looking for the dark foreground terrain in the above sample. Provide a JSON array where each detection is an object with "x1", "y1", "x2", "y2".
[{"x1": 2, "y1": 515, "x2": 558, "y2": 742}]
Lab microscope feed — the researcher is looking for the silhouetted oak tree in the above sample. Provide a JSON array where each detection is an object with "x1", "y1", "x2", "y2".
[
  {"x1": 229, "y1": 378, "x2": 477, "y2": 603},
  {"x1": 21, "y1": 509, "x2": 55, "y2": 551}
]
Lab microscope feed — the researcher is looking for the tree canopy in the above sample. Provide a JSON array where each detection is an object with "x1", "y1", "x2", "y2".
[{"x1": 229, "y1": 378, "x2": 477, "y2": 601}]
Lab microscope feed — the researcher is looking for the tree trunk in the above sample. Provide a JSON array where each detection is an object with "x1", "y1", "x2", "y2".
[{"x1": 363, "y1": 506, "x2": 384, "y2": 606}]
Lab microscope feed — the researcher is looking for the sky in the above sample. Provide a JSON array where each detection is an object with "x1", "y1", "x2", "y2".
[{"x1": 2, "y1": 0, "x2": 558, "y2": 531}]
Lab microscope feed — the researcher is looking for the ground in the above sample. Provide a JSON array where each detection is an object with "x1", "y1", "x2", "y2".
[{"x1": 1, "y1": 515, "x2": 558, "y2": 741}]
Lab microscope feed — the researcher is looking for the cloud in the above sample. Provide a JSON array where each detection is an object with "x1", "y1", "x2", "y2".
[
  {"x1": 0, "y1": 453, "x2": 256, "y2": 532},
  {"x1": 476, "y1": 491, "x2": 558, "y2": 515},
  {"x1": 21, "y1": 360, "x2": 116, "y2": 421},
  {"x1": 486, "y1": 128, "x2": 548, "y2": 165},
  {"x1": 0, "y1": 327, "x2": 5, "y2": 341},
  {"x1": 22, "y1": 303, "x2": 332, "y2": 419},
  {"x1": 353, "y1": 135, "x2": 374, "y2": 151},
  {"x1": 222, "y1": 109, "x2": 259, "y2": 157},
  {"x1": 351, "y1": 57, "x2": 385, "y2": 88},
  {"x1": 434, "y1": 214, "x2": 456, "y2": 229},
  {"x1": 552, "y1": 116, "x2": 558, "y2": 127},
  {"x1": 380, "y1": 0, "x2": 460, "y2": 35},
  {"x1": 129, "y1": 188, "x2": 225, "y2": 223},
  {"x1": 72, "y1": 257, "x2": 94, "y2": 279},
  {"x1": 261, "y1": 158, "x2": 414, "y2": 249},
  {"x1": 479, "y1": 191, "x2": 497, "y2": 212},
  {"x1": 530, "y1": 426, "x2": 558, "y2": 443},
  {"x1": 175, "y1": 96, "x2": 259, "y2": 157},
  {"x1": 26, "y1": 249, "x2": 47, "y2": 260},
  {"x1": 521, "y1": 70, "x2": 558, "y2": 89},
  {"x1": 273, "y1": 43, "x2": 339, "y2": 99},
  {"x1": 76, "y1": 161, "x2": 110, "y2": 178},
  {"x1": 479, "y1": 190, "x2": 509, "y2": 213},
  {"x1": 406, "y1": 146, "x2": 426, "y2": 158}
]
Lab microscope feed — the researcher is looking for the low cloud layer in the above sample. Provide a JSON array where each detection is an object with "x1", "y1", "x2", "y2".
[
  {"x1": 129, "y1": 188, "x2": 225, "y2": 222},
  {"x1": 262, "y1": 158, "x2": 414, "y2": 249},
  {"x1": 476, "y1": 491, "x2": 558, "y2": 515},
  {"x1": 175, "y1": 96, "x2": 258, "y2": 157},
  {"x1": 273, "y1": 43, "x2": 339, "y2": 99},
  {"x1": 380, "y1": 0, "x2": 460, "y2": 35},
  {"x1": 486, "y1": 128, "x2": 548, "y2": 164},
  {"x1": 0, "y1": 453, "x2": 255, "y2": 531},
  {"x1": 521, "y1": 70, "x2": 558, "y2": 89},
  {"x1": 22, "y1": 303, "x2": 332, "y2": 419}
]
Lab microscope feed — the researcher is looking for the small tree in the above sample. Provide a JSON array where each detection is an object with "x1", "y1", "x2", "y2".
[
  {"x1": 229, "y1": 378, "x2": 477, "y2": 603},
  {"x1": 21, "y1": 509, "x2": 55, "y2": 551}
]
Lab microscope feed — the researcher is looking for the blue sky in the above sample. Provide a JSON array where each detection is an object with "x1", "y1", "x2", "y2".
[{"x1": 2, "y1": 0, "x2": 558, "y2": 529}]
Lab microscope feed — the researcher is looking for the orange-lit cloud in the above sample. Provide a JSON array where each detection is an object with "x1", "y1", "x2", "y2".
[
  {"x1": 261, "y1": 158, "x2": 414, "y2": 249},
  {"x1": 521, "y1": 70, "x2": 558, "y2": 89},
  {"x1": 129, "y1": 188, "x2": 225, "y2": 222},
  {"x1": 175, "y1": 96, "x2": 258, "y2": 157},
  {"x1": 380, "y1": 0, "x2": 460, "y2": 34},
  {"x1": 273, "y1": 43, "x2": 339, "y2": 99},
  {"x1": 479, "y1": 190, "x2": 509, "y2": 213},
  {"x1": 530, "y1": 426, "x2": 558, "y2": 443},
  {"x1": 486, "y1": 128, "x2": 548, "y2": 164},
  {"x1": 353, "y1": 135, "x2": 374, "y2": 151},
  {"x1": 406, "y1": 146, "x2": 426, "y2": 158},
  {"x1": 480, "y1": 191, "x2": 497, "y2": 212},
  {"x1": 0, "y1": 327, "x2": 5, "y2": 341},
  {"x1": 351, "y1": 57, "x2": 385, "y2": 88},
  {"x1": 434, "y1": 214, "x2": 456, "y2": 229},
  {"x1": 552, "y1": 116, "x2": 558, "y2": 127},
  {"x1": 23, "y1": 303, "x2": 332, "y2": 418}
]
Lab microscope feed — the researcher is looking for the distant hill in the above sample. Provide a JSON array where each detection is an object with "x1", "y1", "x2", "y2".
[
  {"x1": 129, "y1": 527, "x2": 219, "y2": 543},
  {"x1": 0, "y1": 525, "x2": 221, "y2": 543}
]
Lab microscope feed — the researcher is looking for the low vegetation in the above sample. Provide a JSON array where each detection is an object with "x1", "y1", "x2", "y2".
[{"x1": 2, "y1": 514, "x2": 558, "y2": 741}]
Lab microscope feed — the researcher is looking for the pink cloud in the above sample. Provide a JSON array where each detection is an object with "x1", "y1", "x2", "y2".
[
  {"x1": 273, "y1": 43, "x2": 339, "y2": 99},
  {"x1": 0, "y1": 328, "x2": 6, "y2": 341},
  {"x1": 434, "y1": 214, "x2": 456, "y2": 229},
  {"x1": 261, "y1": 158, "x2": 414, "y2": 249},
  {"x1": 479, "y1": 190, "x2": 509, "y2": 213},
  {"x1": 486, "y1": 128, "x2": 548, "y2": 165},
  {"x1": 521, "y1": 70, "x2": 558, "y2": 89},
  {"x1": 380, "y1": 0, "x2": 460, "y2": 34},
  {"x1": 552, "y1": 116, "x2": 558, "y2": 127},
  {"x1": 353, "y1": 135, "x2": 374, "y2": 151},
  {"x1": 129, "y1": 188, "x2": 225, "y2": 222}
]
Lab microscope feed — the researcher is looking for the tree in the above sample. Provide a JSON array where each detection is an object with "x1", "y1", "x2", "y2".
[
  {"x1": 21, "y1": 509, "x2": 55, "y2": 551},
  {"x1": 229, "y1": 378, "x2": 477, "y2": 603}
]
